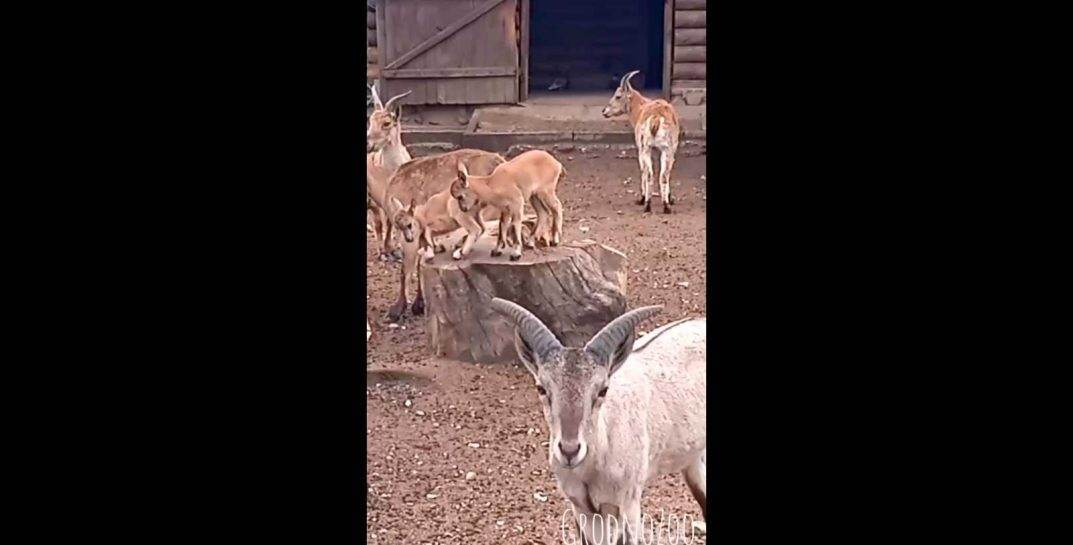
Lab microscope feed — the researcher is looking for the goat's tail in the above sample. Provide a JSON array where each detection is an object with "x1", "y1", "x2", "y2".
[{"x1": 649, "y1": 115, "x2": 669, "y2": 138}]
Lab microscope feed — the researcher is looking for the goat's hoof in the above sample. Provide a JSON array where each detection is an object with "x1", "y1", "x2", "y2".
[
  {"x1": 411, "y1": 297, "x2": 425, "y2": 316},
  {"x1": 668, "y1": 195, "x2": 677, "y2": 205},
  {"x1": 663, "y1": 204, "x2": 673, "y2": 214},
  {"x1": 490, "y1": 249, "x2": 502, "y2": 257},
  {"x1": 509, "y1": 253, "x2": 522, "y2": 261},
  {"x1": 452, "y1": 249, "x2": 463, "y2": 260},
  {"x1": 435, "y1": 244, "x2": 447, "y2": 253},
  {"x1": 636, "y1": 196, "x2": 647, "y2": 205},
  {"x1": 386, "y1": 303, "x2": 406, "y2": 323},
  {"x1": 644, "y1": 202, "x2": 652, "y2": 213}
]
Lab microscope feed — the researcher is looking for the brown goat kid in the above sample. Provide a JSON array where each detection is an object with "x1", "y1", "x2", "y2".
[
  {"x1": 452, "y1": 150, "x2": 565, "y2": 261},
  {"x1": 388, "y1": 180, "x2": 484, "y2": 263},
  {"x1": 601, "y1": 70, "x2": 681, "y2": 214}
]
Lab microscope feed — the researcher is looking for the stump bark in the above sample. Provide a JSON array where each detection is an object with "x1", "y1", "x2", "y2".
[{"x1": 421, "y1": 233, "x2": 628, "y2": 363}]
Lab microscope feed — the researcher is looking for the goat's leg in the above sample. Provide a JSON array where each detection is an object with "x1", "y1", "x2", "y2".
[
  {"x1": 619, "y1": 493, "x2": 645, "y2": 545},
  {"x1": 638, "y1": 148, "x2": 655, "y2": 213},
  {"x1": 545, "y1": 192, "x2": 564, "y2": 246},
  {"x1": 634, "y1": 145, "x2": 648, "y2": 206},
  {"x1": 386, "y1": 241, "x2": 418, "y2": 322},
  {"x1": 527, "y1": 195, "x2": 548, "y2": 247},
  {"x1": 561, "y1": 483, "x2": 599, "y2": 545},
  {"x1": 410, "y1": 247, "x2": 425, "y2": 315},
  {"x1": 453, "y1": 210, "x2": 482, "y2": 260},
  {"x1": 380, "y1": 212, "x2": 403, "y2": 262},
  {"x1": 421, "y1": 229, "x2": 436, "y2": 262},
  {"x1": 682, "y1": 451, "x2": 707, "y2": 521},
  {"x1": 659, "y1": 147, "x2": 676, "y2": 214},
  {"x1": 509, "y1": 207, "x2": 524, "y2": 261},
  {"x1": 491, "y1": 210, "x2": 509, "y2": 257}
]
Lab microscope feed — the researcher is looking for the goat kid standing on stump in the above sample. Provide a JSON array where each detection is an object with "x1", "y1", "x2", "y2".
[
  {"x1": 491, "y1": 298, "x2": 707, "y2": 545},
  {"x1": 602, "y1": 70, "x2": 681, "y2": 214},
  {"x1": 452, "y1": 150, "x2": 566, "y2": 261}
]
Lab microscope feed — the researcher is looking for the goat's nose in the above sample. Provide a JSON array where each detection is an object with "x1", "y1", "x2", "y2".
[{"x1": 558, "y1": 440, "x2": 580, "y2": 459}]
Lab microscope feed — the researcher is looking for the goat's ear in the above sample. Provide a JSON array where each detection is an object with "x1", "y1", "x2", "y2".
[
  {"x1": 390, "y1": 196, "x2": 405, "y2": 213},
  {"x1": 457, "y1": 163, "x2": 469, "y2": 184},
  {"x1": 512, "y1": 327, "x2": 540, "y2": 378},
  {"x1": 408, "y1": 198, "x2": 416, "y2": 212}
]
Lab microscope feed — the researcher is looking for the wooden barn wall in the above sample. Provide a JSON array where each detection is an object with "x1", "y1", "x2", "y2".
[
  {"x1": 367, "y1": 5, "x2": 378, "y2": 80},
  {"x1": 671, "y1": 0, "x2": 706, "y2": 97}
]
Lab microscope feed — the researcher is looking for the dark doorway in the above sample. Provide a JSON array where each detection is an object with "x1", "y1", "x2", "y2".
[{"x1": 528, "y1": 0, "x2": 664, "y2": 94}]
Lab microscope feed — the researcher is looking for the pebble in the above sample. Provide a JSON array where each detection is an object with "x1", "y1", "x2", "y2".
[
  {"x1": 415, "y1": 410, "x2": 425, "y2": 416},
  {"x1": 533, "y1": 491, "x2": 548, "y2": 502},
  {"x1": 404, "y1": 399, "x2": 412, "y2": 407},
  {"x1": 468, "y1": 442, "x2": 481, "y2": 448},
  {"x1": 465, "y1": 471, "x2": 477, "y2": 480}
]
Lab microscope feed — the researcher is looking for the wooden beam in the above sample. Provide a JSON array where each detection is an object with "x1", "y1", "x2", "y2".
[
  {"x1": 375, "y1": 3, "x2": 387, "y2": 93},
  {"x1": 674, "y1": 28, "x2": 705, "y2": 46},
  {"x1": 675, "y1": 10, "x2": 706, "y2": 28},
  {"x1": 520, "y1": 0, "x2": 530, "y2": 102},
  {"x1": 676, "y1": 0, "x2": 707, "y2": 9},
  {"x1": 383, "y1": 0, "x2": 508, "y2": 71},
  {"x1": 367, "y1": 29, "x2": 376, "y2": 46},
  {"x1": 673, "y1": 62, "x2": 705, "y2": 79},
  {"x1": 367, "y1": 11, "x2": 376, "y2": 29},
  {"x1": 671, "y1": 80, "x2": 706, "y2": 95},
  {"x1": 368, "y1": 47, "x2": 378, "y2": 65},
  {"x1": 674, "y1": 45, "x2": 705, "y2": 62},
  {"x1": 663, "y1": 0, "x2": 673, "y2": 101},
  {"x1": 381, "y1": 67, "x2": 517, "y2": 78}
]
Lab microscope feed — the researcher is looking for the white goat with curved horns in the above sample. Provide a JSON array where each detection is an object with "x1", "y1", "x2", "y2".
[{"x1": 490, "y1": 298, "x2": 707, "y2": 545}]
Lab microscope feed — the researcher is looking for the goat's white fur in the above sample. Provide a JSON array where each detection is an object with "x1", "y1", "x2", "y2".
[{"x1": 557, "y1": 318, "x2": 706, "y2": 544}]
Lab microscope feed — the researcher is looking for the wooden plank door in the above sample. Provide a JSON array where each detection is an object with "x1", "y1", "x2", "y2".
[{"x1": 378, "y1": 0, "x2": 520, "y2": 105}]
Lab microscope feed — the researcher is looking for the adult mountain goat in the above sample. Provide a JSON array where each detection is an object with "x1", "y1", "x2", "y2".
[
  {"x1": 491, "y1": 298, "x2": 707, "y2": 545},
  {"x1": 601, "y1": 70, "x2": 681, "y2": 214}
]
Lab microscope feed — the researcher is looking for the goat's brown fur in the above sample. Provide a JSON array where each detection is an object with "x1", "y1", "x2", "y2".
[{"x1": 381, "y1": 149, "x2": 506, "y2": 322}]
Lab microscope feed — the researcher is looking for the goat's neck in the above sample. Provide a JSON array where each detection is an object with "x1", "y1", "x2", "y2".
[
  {"x1": 466, "y1": 175, "x2": 496, "y2": 203},
  {"x1": 627, "y1": 91, "x2": 651, "y2": 128},
  {"x1": 375, "y1": 128, "x2": 411, "y2": 172}
]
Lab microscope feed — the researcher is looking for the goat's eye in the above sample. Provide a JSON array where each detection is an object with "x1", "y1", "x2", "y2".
[
  {"x1": 381, "y1": 122, "x2": 391, "y2": 129},
  {"x1": 598, "y1": 387, "x2": 608, "y2": 398},
  {"x1": 535, "y1": 385, "x2": 547, "y2": 396}
]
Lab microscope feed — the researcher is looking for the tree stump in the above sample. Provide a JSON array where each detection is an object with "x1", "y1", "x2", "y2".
[{"x1": 420, "y1": 233, "x2": 629, "y2": 364}]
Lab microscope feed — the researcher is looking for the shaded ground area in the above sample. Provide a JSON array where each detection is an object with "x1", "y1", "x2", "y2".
[{"x1": 366, "y1": 154, "x2": 708, "y2": 544}]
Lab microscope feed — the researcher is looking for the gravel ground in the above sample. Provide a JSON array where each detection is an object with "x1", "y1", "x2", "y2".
[{"x1": 366, "y1": 153, "x2": 708, "y2": 544}]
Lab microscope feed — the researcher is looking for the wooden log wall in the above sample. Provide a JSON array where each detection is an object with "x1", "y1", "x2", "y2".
[
  {"x1": 671, "y1": 0, "x2": 706, "y2": 98},
  {"x1": 367, "y1": 5, "x2": 378, "y2": 80}
]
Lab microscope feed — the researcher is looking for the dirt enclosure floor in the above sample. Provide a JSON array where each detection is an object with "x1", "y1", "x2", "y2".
[{"x1": 366, "y1": 153, "x2": 708, "y2": 544}]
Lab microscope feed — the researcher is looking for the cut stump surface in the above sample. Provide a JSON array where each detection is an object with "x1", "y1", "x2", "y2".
[{"x1": 420, "y1": 234, "x2": 628, "y2": 363}]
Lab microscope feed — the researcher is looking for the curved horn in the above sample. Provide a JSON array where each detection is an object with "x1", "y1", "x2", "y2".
[
  {"x1": 383, "y1": 89, "x2": 413, "y2": 112},
  {"x1": 490, "y1": 298, "x2": 563, "y2": 358},
  {"x1": 620, "y1": 70, "x2": 641, "y2": 90},
  {"x1": 369, "y1": 83, "x2": 383, "y2": 109},
  {"x1": 584, "y1": 305, "x2": 663, "y2": 360}
]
